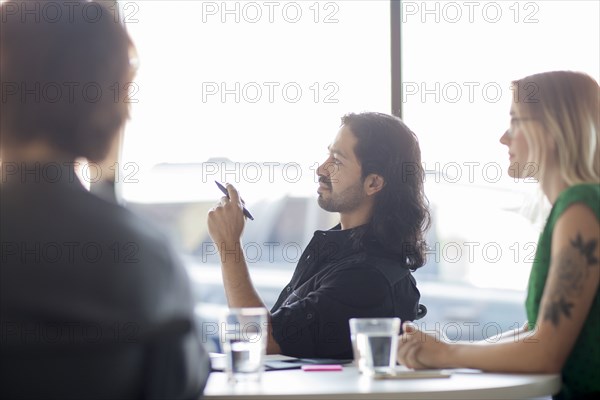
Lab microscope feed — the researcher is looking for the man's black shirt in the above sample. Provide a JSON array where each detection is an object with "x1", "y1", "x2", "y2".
[{"x1": 270, "y1": 224, "x2": 420, "y2": 359}]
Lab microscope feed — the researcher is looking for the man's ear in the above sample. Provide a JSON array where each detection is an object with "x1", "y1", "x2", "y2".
[{"x1": 364, "y1": 173, "x2": 385, "y2": 196}]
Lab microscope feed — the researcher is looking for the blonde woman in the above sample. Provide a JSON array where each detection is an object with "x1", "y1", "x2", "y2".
[{"x1": 397, "y1": 71, "x2": 600, "y2": 400}]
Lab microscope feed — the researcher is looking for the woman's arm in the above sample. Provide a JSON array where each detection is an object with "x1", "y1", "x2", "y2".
[
  {"x1": 398, "y1": 203, "x2": 599, "y2": 373},
  {"x1": 475, "y1": 321, "x2": 530, "y2": 345}
]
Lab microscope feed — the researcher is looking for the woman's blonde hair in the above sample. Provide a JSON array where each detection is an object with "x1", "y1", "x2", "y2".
[{"x1": 512, "y1": 71, "x2": 600, "y2": 185}]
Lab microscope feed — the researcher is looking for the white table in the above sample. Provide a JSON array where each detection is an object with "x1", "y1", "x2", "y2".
[{"x1": 204, "y1": 364, "x2": 561, "y2": 400}]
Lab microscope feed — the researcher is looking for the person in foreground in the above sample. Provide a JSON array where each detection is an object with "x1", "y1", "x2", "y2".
[
  {"x1": 208, "y1": 112, "x2": 430, "y2": 359},
  {"x1": 0, "y1": 2, "x2": 210, "y2": 399},
  {"x1": 397, "y1": 71, "x2": 600, "y2": 400}
]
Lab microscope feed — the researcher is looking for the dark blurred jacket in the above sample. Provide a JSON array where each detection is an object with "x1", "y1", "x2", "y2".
[{"x1": 0, "y1": 162, "x2": 211, "y2": 400}]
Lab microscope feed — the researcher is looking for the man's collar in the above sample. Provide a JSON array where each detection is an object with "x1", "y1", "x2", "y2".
[
  {"x1": 308, "y1": 223, "x2": 370, "y2": 261},
  {"x1": 315, "y1": 223, "x2": 367, "y2": 235}
]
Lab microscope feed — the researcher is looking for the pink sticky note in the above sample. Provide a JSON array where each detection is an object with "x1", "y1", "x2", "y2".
[{"x1": 301, "y1": 364, "x2": 343, "y2": 372}]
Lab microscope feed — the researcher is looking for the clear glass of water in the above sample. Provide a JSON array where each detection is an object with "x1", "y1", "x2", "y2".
[
  {"x1": 349, "y1": 317, "x2": 401, "y2": 376},
  {"x1": 221, "y1": 308, "x2": 268, "y2": 383}
]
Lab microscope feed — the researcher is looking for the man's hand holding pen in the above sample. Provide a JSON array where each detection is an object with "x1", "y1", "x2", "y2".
[
  {"x1": 214, "y1": 181, "x2": 254, "y2": 220},
  {"x1": 207, "y1": 183, "x2": 247, "y2": 252}
]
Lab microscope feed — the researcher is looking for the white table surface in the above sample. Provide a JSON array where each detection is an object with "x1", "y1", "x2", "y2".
[{"x1": 204, "y1": 361, "x2": 561, "y2": 400}]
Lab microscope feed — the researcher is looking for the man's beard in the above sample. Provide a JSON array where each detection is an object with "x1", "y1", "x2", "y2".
[{"x1": 317, "y1": 178, "x2": 366, "y2": 213}]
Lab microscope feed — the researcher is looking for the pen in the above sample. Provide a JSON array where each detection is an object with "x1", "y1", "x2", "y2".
[{"x1": 215, "y1": 181, "x2": 254, "y2": 221}]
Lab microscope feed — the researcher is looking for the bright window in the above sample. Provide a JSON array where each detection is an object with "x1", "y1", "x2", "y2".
[{"x1": 121, "y1": 0, "x2": 390, "y2": 171}]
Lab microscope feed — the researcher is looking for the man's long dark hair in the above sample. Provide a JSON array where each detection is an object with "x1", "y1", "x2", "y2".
[{"x1": 342, "y1": 112, "x2": 430, "y2": 271}]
